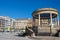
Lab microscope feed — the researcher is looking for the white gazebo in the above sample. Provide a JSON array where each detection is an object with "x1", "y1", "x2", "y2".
[{"x1": 32, "y1": 8, "x2": 59, "y2": 36}]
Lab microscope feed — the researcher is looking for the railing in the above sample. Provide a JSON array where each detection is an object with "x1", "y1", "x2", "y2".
[{"x1": 38, "y1": 27, "x2": 58, "y2": 33}]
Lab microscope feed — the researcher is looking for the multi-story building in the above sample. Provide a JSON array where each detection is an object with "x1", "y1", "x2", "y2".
[
  {"x1": 0, "y1": 16, "x2": 5, "y2": 31},
  {"x1": 0, "y1": 16, "x2": 15, "y2": 32},
  {"x1": 15, "y1": 18, "x2": 32, "y2": 30}
]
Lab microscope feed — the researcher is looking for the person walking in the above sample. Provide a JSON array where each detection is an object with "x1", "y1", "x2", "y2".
[{"x1": 25, "y1": 22, "x2": 35, "y2": 37}]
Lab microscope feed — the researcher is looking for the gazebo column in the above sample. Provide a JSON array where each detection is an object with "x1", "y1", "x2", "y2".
[
  {"x1": 57, "y1": 14, "x2": 59, "y2": 26},
  {"x1": 50, "y1": 13, "x2": 53, "y2": 36},
  {"x1": 55, "y1": 17, "x2": 57, "y2": 26},
  {"x1": 32, "y1": 17, "x2": 38, "y2": 36},
  {"x1": 38, "y1": 14, "x2": 40, "y2": 27},
  {"x1": 42, "y1": 19, "x2": 43, "y2": 27},
  {"x1": 33, "y1": 17, "x2": 35, "y2": 26},
  {"x1": 35, "y1": 14, "x2": 40, "y2": 34}
]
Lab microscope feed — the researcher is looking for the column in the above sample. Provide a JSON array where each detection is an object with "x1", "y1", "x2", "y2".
[
  {"x1": 38, "y1": 14, "x2": 40, "y2": 27},
  {"x1": 57, "y1": 14, "x2": 59, "y2": 26},
  {"x1": 32, "y1": 17, "x2": 38, "y2": 36},
  {"x1": 50, "y1": 13, "x2": 52, "y2": 36},
  {"x1": 42, "y1": 19, "x2": 43, "y2": 27},
  {"x1": 51, "y1": 13, "x2": 53, "y2": 28},
  {"x1": 33, "y1": 17, "x2": 35, "y2": 26},
  {"x1": 55, "y1": 17, "x2": 57, "y2": 26}
]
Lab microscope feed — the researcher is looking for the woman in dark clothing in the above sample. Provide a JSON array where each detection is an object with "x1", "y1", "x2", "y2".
[
  {"x1": 24, "y1": 23, "x2": 35, "y2": 37},
  {"x1": 25, "y1": 26, "x2": 33, "y2": 36},
  {"x1": 22, "y1": 22, "x2": 35, "y2": 37}
]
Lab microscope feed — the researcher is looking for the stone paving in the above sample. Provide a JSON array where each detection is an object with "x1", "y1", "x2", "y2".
[
  {"x1": 0, "y1": 32, "x2": 60, "y2": 40},
  {"x1": 0, "y1": 32, "x2": 31, "y2": 40}
]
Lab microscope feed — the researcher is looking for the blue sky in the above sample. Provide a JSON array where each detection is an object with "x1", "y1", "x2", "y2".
[{"x1": 0, "y1": 0, "x2": 60, "y2": 20}]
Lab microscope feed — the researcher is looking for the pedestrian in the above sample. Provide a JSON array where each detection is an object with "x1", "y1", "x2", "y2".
[{"x1": 25, "y1": 22, "x2": 35, "y2": 37}]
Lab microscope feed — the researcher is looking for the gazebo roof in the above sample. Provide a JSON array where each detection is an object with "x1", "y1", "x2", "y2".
[{"x1": 32, "y1": 8, "x2": 58, "y2": 19}]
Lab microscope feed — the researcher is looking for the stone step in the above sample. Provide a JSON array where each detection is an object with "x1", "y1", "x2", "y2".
[{"x1": 29, "y1": 36, "x2": 60, "y2": 40}]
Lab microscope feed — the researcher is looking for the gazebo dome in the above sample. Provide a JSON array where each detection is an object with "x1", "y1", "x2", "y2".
[{"x1": 32, "y1": 8, "x2": 58, "y2": 19}]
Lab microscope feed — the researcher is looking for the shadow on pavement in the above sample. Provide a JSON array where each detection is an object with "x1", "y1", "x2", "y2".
[{"x1": 14, "y1": 33, "x2": 27, "y2": 37}]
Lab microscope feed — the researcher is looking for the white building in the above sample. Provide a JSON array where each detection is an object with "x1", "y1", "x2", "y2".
[{"x1": 0, "y1": 16, "x2": 15, "y2": 32}]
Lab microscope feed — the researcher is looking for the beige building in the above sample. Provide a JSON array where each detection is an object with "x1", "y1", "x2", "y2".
[{"x1": 15, "y1": 18, "x2": 32, "y2": 29}]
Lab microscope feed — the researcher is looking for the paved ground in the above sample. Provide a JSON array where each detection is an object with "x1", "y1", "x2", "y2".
[
  {"x1": 0, "y1": 32, "x2": 60, "y2": 40},
  {"x1": 0, "y1": 32, "x2": 31, "y2": 40}
]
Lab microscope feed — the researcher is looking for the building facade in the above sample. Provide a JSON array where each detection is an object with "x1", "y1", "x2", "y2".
[
  {"x1": 15, "y1": 18, "x2": 32, "y2": 30},
  {"x1": 0, "y1": 16, "x2": 15, "y2": 32}
]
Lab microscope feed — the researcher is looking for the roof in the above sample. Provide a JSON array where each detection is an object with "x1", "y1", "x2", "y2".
[
  {"x1": 32, "y1": 8, "x2": 58, "y2": 19},
  {"x1": 15, "y1": 18, "x2": 32, "y2": 20}
]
